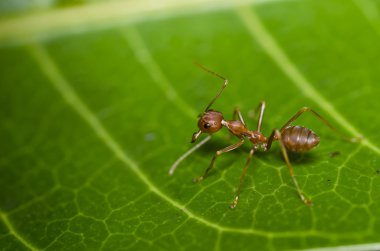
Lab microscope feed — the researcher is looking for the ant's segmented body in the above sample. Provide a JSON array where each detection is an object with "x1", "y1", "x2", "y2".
[{"x1": 169, "y1": 64, "x2": 359, "y2": 209}]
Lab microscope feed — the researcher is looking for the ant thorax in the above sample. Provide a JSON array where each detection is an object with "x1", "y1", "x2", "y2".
[
  {"x1": 222, "y1": 120, "x2": 249, "y2": 137},
  {"x1": 222, "y1": 120, "x2": 267, "y2": 150}
]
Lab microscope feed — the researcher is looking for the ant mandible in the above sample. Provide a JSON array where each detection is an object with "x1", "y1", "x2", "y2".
[{"x1": 169, "y1": 63, "x2": 359, "y2": 209}]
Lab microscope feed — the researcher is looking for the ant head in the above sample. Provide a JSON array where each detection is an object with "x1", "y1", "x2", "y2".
[
  {"x1": 191, "y1": 63, "x2": 229, "y2": 143},
  {"x1": 192, "y1": 110, "x2": 224, "y2": 143}
]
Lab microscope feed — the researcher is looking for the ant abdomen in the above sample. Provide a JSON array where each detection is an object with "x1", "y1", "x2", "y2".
[{"x1": 282, "y1": 125, "x2": 320, "y2": 153}]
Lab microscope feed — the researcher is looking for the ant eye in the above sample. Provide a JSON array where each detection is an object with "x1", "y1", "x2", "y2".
[{"x1": 204, "y1": 123, "x2": 211, "y2": 129}]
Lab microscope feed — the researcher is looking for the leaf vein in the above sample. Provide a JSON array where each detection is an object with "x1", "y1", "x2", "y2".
[
  {"x1": 0, "y1": 210, "x2": 40, "y2": 251},
  {"x1": 123, "y1": 27, "x2": 198, "y2": 119},
  {"x1": 26, "y1": 41, "x2": 374, "y2": 239},
  {"x1": 235, "y1": 6, "x2": 380, "y2": 155}
]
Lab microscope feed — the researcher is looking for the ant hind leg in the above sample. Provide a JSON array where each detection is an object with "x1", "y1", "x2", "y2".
[
  {"x1": 280, "y1": 107, "x2": 361, "y2": 142},
  {"x1": 268, "y1": 129, "x2": 312, "y2": 206}
]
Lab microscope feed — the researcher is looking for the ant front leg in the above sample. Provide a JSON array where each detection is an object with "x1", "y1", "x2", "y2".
[
  {"x1": 169, "y1": 135, "x2": 212, "y2": 175},
  {"x1": 267, "y1": 129, "x2": 312, "y2": 206},
  {"x1": 193, "y1": 138, "x2": 245, "y2": 183}
]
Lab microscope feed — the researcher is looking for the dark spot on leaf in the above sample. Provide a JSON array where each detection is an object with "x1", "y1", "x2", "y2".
[{"x1": 329, "y1": 151, "x2": 340, "y2": 158}]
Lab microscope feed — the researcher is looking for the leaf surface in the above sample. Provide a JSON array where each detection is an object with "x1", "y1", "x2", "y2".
[{"x1": 1, "y1": 0, "x2": 380, "y2": 250}]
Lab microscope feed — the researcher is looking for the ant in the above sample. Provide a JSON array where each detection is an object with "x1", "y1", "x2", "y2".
[{"x1": 169, "y1": 64, "x2": 360, "y2": 209}]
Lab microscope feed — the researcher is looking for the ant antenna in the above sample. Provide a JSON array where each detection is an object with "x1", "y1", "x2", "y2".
[{"x1": 194, "y1": 63, "x2": 229, "y2": 112}]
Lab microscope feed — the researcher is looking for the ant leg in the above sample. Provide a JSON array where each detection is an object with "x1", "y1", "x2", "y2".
[
  {"x1": 267, "y1": 129, "x2": 312, "y2": 206},
  {"x1": 266, "y1": 129, "x2": 276, "y2": 150},
  {"x1": 256, "y1": 101, "x2": 266, "y2": 132},
  {"x1": 233, "y1": 107, "x2": 246, "y2": 126},
  {"x1": 193, "y1": 138, "x2": 245, "y2": 183},
  {"x1": 169, "y1": 135, "x2": 212, "y2": 175},
  {"x1": 248, "y1": 101, "x2": 266, "y2": 132},
  {"x1": 280, "y1": 107, "x2": 360, "y2": 142},
  {"x1": 230, "y1": 148, "x2": 255, "y2": 209}
]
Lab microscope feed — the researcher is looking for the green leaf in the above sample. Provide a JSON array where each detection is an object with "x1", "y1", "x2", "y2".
[{"x1": 1, "y1": 0, "x2": 380, "y2": 250}]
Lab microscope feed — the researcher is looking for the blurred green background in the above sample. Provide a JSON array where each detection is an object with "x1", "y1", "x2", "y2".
[{"x1": 1, "y1": 0, "x2": 380, "y2": 250}]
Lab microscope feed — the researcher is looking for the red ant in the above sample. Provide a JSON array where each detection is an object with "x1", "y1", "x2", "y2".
[{"x1": 169, "y1": 64, "x2": 360, "y2": 209}]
